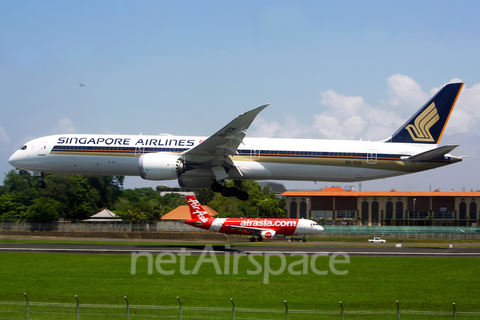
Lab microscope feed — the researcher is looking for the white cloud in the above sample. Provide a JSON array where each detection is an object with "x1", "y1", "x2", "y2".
[
  {"x1": 52, "y1": 117, "x2": 76, "y2": 134},
  {"x1": 249, "y1": 75, "x2": 480, "y2": 141},
  {"x1": 250, "y1": 115, "x2": 309, "y2": 138},
  {"x1": 387, "y1": 74, "x2": 429, "y2": 109},
  {"x1": 0, "y1": 127, "x2": 11, "y2": 144},
  {"x1": 446, "y1": 108, "x2": 476, "y2": 134},
  {"x1": 312, "y1": 114, "x2": 344, "y2": 139},
  {"x1": 342, "y1": 116, "x2": 367, "y2": 139},
  {"x1": 429, "y1": 78, "x2": 464, "y2": 95},
  {"x1": 446, "y1": 82, "x2": 480, "y2": 134},
  {"x1": 277, "y1": 115, "x2": 308, "y2": 138},
  {"x1": 249, "y1": 117, "x2": 282, "y2": 138},
  {"x1": 319, "y1": 90, "x2": 364, "y2": 117}
]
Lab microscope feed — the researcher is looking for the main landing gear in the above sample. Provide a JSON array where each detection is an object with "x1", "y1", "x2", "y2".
[
  {"x1": 211, "y1": 181, "x2": 249, "y2": 201},
  {"x1": 249, "y1": 236, "x2": 263, "y2": 242},
  {"x1": 287, "y1": 236, "x2": 307, "y2": 242}
]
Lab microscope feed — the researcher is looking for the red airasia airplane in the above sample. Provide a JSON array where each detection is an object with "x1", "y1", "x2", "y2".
[{"x1": 184, "y1": 195, "x2": 324, "y2": 242}]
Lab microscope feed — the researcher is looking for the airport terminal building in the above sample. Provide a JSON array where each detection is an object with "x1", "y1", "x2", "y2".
[{"x1": 281, "y1": 187, "x2": 480, "y2": 226}]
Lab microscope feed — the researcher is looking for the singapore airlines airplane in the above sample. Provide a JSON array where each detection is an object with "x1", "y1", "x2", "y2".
[
  {"x1": 185, "y1": 195, "x2": 324, "y2": 241},
  {"x1": 9, "y1": 83, "x2": 464, "y2": 201}
]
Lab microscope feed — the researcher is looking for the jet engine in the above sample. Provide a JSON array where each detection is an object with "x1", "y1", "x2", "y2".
[
  {"x1": 138, "y1": 153, "x2": 185, "y2": 180},
  {"x1": 260, "y1": 230, "x2": 277, "y2": 240},
  {"x1": 178, "y1": 178, "x2": 213, "y2": 189}
]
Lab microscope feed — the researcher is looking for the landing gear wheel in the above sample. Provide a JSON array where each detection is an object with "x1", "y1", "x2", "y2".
[
  {"x1": 211, "y1": 182, "x2": 222, "y2": 193},
  {"x1": 257, "y1": 237, "x2": 263, "y2": 242},
  {"x1": 220, "y1": 187, "x2": 238, "y2": 197},
  {"x1": 250, "y1": 237, "x2": 256, "y2": 242},
  {"x1": 237, "y1": 191, "x2": 249, "y2": 201},
  {"x1": 228, "y1": 187, "x2": 238, "y2": 197},
  {"x1": 37, "y1": 181, "x2": 46, "y2": 189},
  {"x1": 220, "y1": 186, "x2": 231, "y2": 197},
  {"x1": 301, "y1": 238, "x2": 306, "y2": 242}
]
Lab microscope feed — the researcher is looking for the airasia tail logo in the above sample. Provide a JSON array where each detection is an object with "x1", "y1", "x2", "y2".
[
  {"x1": 188, "y1": 198, "x2": 209, "y2": 223},
  {"x1": 193, "y1": 210, "x2": 209, "y2": 223}
]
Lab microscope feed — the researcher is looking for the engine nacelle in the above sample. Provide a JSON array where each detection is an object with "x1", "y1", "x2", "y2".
[
  {"x1": 260, "y1": 230, "x2": 277, "y2": 240},
  {"x1": 178, "y1": 178, "x2": 212, "y2": 189},
  {"x1": 138, "y1": 153, "x2": 185, "y2": 180}
]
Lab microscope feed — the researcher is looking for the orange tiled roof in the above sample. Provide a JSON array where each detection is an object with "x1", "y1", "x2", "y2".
[
  {"x1": 161, "y1": 205, "x2": 219, "y2": 220},
  {"x1": 281, "y1": 187, "x2": 480, "y2": 198}
]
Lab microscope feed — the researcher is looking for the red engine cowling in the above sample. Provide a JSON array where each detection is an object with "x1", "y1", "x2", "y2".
[{"x1": 260, "y1": 230, "x2": 277, "y2": 240}]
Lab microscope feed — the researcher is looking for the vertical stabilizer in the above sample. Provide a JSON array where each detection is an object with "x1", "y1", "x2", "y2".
[
  {"x1": 387, "y1": 83, "x2": 464, "y2": 144},
  {"x1": 187, "y1": 195, "x2": 213, "y2": 221}
]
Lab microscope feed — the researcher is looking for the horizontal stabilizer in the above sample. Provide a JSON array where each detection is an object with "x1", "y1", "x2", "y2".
[{"x1": 404, "y1": 145, "x2": 459, "y2": 162}]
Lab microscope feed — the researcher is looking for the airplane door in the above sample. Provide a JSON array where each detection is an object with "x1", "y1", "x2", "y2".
[
  {"x1": 135, "y1": 146, "x2": 144, "y2": 157},
  {"x1": 38, "y1": 141, "x2": 47, "y2": 156},
  {"x1": 367, "y1": 149, "x2": 377, "y2": 164},
  {"x1": 250, "y1": 146, "x2": 261, "y2": 160}
]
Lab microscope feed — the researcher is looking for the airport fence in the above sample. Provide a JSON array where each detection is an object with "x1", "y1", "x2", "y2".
[
  {"x1": 320, "y1": 226, "x2": 480, "y2": 239},
  {"x1": 0, "y1": 296, "x2": 478, "y2": 320},
  {"x1": 0, "y1": 220, "x2": 479, "y2": 239},
  {"x1": 0, "y1": 219, "x2": 199, "y2": 232}
]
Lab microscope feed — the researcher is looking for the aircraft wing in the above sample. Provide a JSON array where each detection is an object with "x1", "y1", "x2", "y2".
[
  {"x1": 224, "y1": 224, "x2": 274, "y2": 234},
  {"x1": 182, "y1": 104, "x2": 269, "y2": 180},
  {"x1": 225, "y1": 224, "x2": 274, "y2": 232},
  {"x1": 405, "y1": 145, "x2": 459, "y2": 162}
]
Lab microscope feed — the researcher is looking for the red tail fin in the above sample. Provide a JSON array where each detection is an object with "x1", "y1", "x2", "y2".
[{"x1": 187, "y1": 195, "x2": 213, "y2": 223}]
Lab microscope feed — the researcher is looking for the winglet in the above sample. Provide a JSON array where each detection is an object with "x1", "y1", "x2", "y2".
[
  {"x1": 387, "y1": 83, "x2": 464, "y2": 144},
  {"x1": 183, "y1": 104, "x2": 269, "y2": 157}
]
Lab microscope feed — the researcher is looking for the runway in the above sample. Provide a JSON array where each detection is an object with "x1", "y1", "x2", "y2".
[{"x1": 1, "y1": 241, "x2": 480, "y2": 256}]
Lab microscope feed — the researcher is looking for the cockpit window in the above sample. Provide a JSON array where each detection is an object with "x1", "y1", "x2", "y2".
[{"x1": 20, "y1": 145, "x2": 27, "y2": 150}]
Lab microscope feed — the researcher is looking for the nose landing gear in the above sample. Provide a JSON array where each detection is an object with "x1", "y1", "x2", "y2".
[
  {"x1": 35, "y1": 172, "x2": 46, "y2": 188},
  {"x1": 36, "y1": 180, "x2": 46, "y2": 188}
]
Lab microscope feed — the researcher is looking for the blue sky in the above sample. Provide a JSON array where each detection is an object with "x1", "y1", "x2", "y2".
[{"x1": 1, "y1": 0, "x2": 479, "y2": 192}]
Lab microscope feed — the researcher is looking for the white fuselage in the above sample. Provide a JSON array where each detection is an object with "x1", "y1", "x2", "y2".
[{"x1": 8, "y1": 133, "x2": 451, "y2": 183}]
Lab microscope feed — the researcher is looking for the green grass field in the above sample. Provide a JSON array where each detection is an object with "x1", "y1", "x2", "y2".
[
  {"x1": 0, "y1": 247, "x2": 479, "y2": 320},
  {"x1": 1, "y1": 236, "x2": 479, "y2": 246}
]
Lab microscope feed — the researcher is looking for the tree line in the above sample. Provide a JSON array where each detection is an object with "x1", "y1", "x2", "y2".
[{"x1": 0, "y1": 170, "x2": 285, "y2": 221}]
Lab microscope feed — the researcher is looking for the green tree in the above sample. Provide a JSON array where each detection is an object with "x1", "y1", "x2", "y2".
[
  {"x1": 115, "y1": 187, "x2": 189, "y2": 221},
  {"x1": 159, "y1": 193, "x2": 185, "y2": 215},
  {"x1": 0, "y1": 170, "x2": 39, "y2": 219},
  {"x1": 23, "y1": 197, "x2": 65, "y2": 222},
  {"x1": 121, "y1": 187, "x2": 160, "y2": 203},
  {"x1": 206, "y1": 181, "x2": 286, "y2": 218},
  {"x1": 117, "y1": 207, "x2": 148, "y2": 221},
  {"x1": 0, "y1": 193, "x2": 29, "y2": 219},
  {"x1": 87, "y1": 175, "x2": 124, "y2": 208},
  {"x1": 194, "y1": 188, "x2": 216, "y2": 204},
  {"x1": 3, "y1": 170, "x2": 39, "y2": 192},
  {"x1": 1, "y1": 170, "x2": 125, "y2": 220},
  {"x1": 69, "y1": 175, "x2": 100, "y2": 219}
]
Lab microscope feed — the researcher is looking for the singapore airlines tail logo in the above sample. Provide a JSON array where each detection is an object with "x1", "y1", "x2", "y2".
[{"x1": 405, "y1": 102, "x2": 439, "y2": 142}]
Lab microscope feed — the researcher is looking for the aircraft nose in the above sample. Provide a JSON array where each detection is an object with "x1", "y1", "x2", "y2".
[{"x1": 8, "y1": 152, "x2": 17, "y2": 167}]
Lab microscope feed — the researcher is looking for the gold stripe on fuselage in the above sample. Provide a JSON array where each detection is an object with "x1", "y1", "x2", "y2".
[{"x1": 50, "y1": 149, "x2": 449, "y2": 173}]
